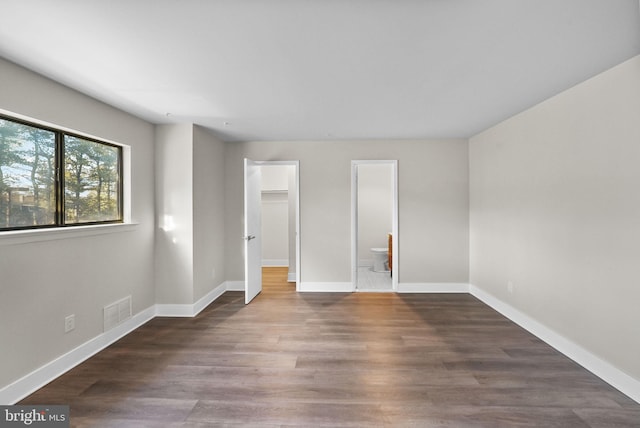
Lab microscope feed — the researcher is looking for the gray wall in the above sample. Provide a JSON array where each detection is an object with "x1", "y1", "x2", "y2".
[
  {"x1": 193, "y1": 125, "x2": 226, "y2": 301},
  {"x1": 155, "y1": 124, "x2": 194, "y2": 304},
  {"x1": 0, "y1": 58, "x2": 156, "y2": 388},
  {"x1": 469, "y1": 55, "x2": 640, "y2": 381},
  {"x1": 260, "y1": 165, "x2": 291, "y2": 265},
  {"x1": 155, "y1": 124, "x2": 227, "y2": 305},
  {"x1": 261, "y1": 192, "x2": 289, "y2": 264},
  {"x1": 224, "y1": 140, "x2": 469, "y2": 285}
]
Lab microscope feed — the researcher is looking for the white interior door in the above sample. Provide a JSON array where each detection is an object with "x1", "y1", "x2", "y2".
[{"x1": 244, "y1": 158, "x2": 262, "y2": 304}]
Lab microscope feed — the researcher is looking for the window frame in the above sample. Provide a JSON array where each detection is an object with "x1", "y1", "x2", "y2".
[{"x1": 0, "y1": 113, "x2": 124, "y2": 231}]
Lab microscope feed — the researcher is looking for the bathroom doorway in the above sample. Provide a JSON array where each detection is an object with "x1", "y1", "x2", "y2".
[{"x1": 351, "y1": 160, "x2": 398, "y2": 292}]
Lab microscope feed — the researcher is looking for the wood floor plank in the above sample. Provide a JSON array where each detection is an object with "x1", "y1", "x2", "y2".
[
  {"x1": 19, "y1": 267, "x2": 640, "y2": 427},
  {"x1": 573, "y1": 408, "x2": 640, "y2": 427},
  {"x1": 380, "y1": 404, "x2": 592, "y2": 428},
  {"x1": 187, "y1": 399, "x2": 386, "y2": 427}
]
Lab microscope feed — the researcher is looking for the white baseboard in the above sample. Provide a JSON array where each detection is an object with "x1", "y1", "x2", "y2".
[
  {"x1": 262, "y1": 259, "x2": 288, "y2": 267},
  {"x1": 397, "y1": 283, "x2": 470, "y2": 293},
  {"x1": 193, "y1": 283, "x2": 226, "y2": 315},
  {"x1": 0, "y1": 305, "x2": 156, "y2": 405},
  {"x1": 156, "y1": 282, "x2": 227, "y2": 317},
  {"x1": 4, "y1": 282, "x2": 637, "y2": 406},
  {"x1": 1, "y1": 282, "x2": 232, "y2": 404},
  {"x1": 155, "y1": 303, "x2": 196, "y2": 317},
  {"x1": 287, "y1": 272, "x2": 296, "y2": 282},
  {"x1": 469, "y1": 284, "x2": 640, "y2": 404},
  {"x1": 298, "y1": 282, "x2": 354, "y2": 292},
  {"x1": 225, "y1": 280, "x2": 245, "y2": 291}
]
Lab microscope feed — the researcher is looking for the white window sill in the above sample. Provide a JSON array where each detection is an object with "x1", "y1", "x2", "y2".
[{"x1": 0, "y1": 223, "x2": 139, "y2": 246}]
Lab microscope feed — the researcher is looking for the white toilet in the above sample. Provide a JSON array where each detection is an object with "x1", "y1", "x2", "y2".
[{"x1": 370, "y1": 247, "x2": 388, "y2": 272}]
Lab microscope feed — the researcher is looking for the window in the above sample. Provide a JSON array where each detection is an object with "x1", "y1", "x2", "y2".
[{"x1": 0, "y1": 115, "x2": 122, "y2": 230}]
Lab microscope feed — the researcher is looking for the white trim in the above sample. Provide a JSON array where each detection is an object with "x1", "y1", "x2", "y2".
[
  {"x1": 154, "y1": 304, "x2": 195, "y2": 317},
  {"x1": 294, "y1": 162, "x2": 301, "y2": 289},
  {"x1": 397, "y1": 283, "x2": 470, "y2": 293},
  {"x1": 469, "y1": 284, "x2": 640, "y2": 404},
  {"x1": 192, "y1": 283, "x2": 225, "y2": 314},
  {"x1": 298, "y1": 282, "x2": 354, "y2": 292},
  {"x1": 351, "y1": 162, "x2": 358, "y2": 289},
  {"x1": 225, "y1": 280, "x2": 245, "y2": 291},
  {"x1": 3, "y1": 284, "x2": 638, "y2": 406},
  {"x1": 122, "y1": 144, "x2": 132, "y2": 224},
  {"x1": 261, "y1": 193, "x2": 288, "y2": 204},
  {"x1": 0, "y1": 281, "x2": 231, "y2": 404},
  {"x1": 262, "y1": 259, "x2": 288, "y2": 267},
  {"x1": 0, "y1": 305, "x2": 156, "y2": 405},
  {"x1": 192, "y1": 283, "x2": 227, "y2": 315},
  {"x1": 252, "y1": 160, "x2": 301, "y2": 292},
  {"x1": 287, "y1": 272, "x2": 296, "y2": 282},
  {"x1": 155, "y1": 282, "x2": 227, "y2": 318},
  {"x1": 391, "y1": 160, "x2": 398, "y2": 292},
  {"x1": 0, "y1": 223, "x2": 139, "y2": 246}
]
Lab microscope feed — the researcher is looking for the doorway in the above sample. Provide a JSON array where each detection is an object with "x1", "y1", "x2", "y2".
[
  {"x1": 244, "y1": 160, "x2": 300, "y2": 304},
  {"x1": 351, "y1": 160, "x2": 398, "y2": 292},
  {"x1": 260, "y1": 164, "x2": 298, "y2": 283}
]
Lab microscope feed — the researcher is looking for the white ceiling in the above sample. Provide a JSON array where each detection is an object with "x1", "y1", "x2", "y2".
[{"x1": 1, "y1": 0, "x2": 639, "y2": 142}]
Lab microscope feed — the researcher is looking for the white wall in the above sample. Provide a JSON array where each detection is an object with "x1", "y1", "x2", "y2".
[
  {"x1": 469, "y1": 55, "x2": 640, "y2": 381},
  {"x1": 357, "y1": 163, "x2": 393, "y2": 266},
  {"x1": 261, "y1": 165, "x2": 291, "y2": 266},
  {"x1": 156, "y1": 124, "x2": 227, "y2": 304},
  {"x1": 193, "y1": 126, "x2": 226, "y2": 301},
  {"x1": 0, "y1": 58, "x2": 155, "y2": 389},
  {"x1": 155, "y1": 124, "x2": 194, "y2": 304},
  {"x1": 261, "y1": 165, "x2": 290, "y2": 191},
  {"x1": 261, "y1": 192, "x2": 289, "y2": 265},
  {"x1": 225, "y1": 140, "x2": 469, "y2": 286}
]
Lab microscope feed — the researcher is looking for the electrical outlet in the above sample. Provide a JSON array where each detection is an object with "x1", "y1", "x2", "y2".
[
  {"x1": 64, "y1": 314, "x2": 75, "y2": 333},
  {"x1": 507, "y1": 281, "x2": 514, "y2": 294}
]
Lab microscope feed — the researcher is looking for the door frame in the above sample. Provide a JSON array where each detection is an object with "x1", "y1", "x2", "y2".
[
  {"x1": 244, "y1": 158, "x2": 262, "y2": 304},
  {"x1": 351, "y1": 160, "x2": 398, "y2": 291},
  {"x1": 249, "y1": 160, "x2": 301, "y2": 290}
]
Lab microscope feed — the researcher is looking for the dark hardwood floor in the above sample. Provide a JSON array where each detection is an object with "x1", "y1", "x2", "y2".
[{"x1": 21, "y1": 267, "x2": 640, "y2": 427}]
